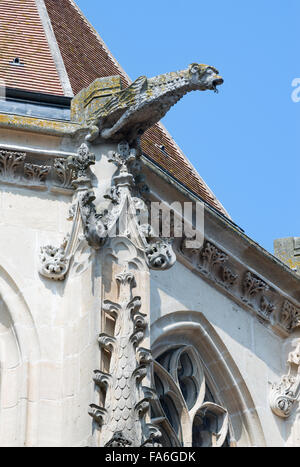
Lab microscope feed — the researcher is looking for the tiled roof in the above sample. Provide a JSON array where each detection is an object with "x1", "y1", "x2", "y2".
[
  {"x1": 0, "y1": 0, "x2": 64, "y2": 95},
  {"x1": 45, "y1": 0, "x2": 229, "y2": 217},
  {"x1": 0, "y1": 0, "x2": 229, "y2": 217}
]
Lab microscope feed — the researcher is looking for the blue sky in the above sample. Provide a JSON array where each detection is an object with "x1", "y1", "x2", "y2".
[{"x1": 77, "y1": 0, "x2": 300, "y2": 254}]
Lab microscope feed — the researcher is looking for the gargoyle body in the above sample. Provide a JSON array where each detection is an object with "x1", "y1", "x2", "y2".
[{"x1": 86, "y1": 63, "x2": 223, "y2": 143}]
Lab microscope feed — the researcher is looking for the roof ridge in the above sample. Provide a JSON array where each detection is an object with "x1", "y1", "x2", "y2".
[{"x1": 35, "y1": 0, "x2": 73, "y2": 97}]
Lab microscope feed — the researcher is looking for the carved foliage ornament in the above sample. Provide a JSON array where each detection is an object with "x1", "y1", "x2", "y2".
[
  {"x1": 90, "y1": 271, "x2": 160, "y2": 447},
  {"x1": 280, "y1": 300, "x2": 300, "y2": 333},
  {"x1": 67, "y1": 143, "x2": 96, "y2": 183},
  {"x1": 0, "y1": 148, "x2": 78, "y2": 190},
  {"x1": 270, "y1": 340, "x2": 300, "y2": 418},
  {"x1": 178, "y1": 239, "x2": 286, "y2": 330},
  {"x1": 190, "y1": 240, "x2": 237, "y2": 290},
  {"x1": 0, "y1": 149, "x2": 26, "y2": 179},
  {"x1": 39, "y1": 140, "x2": 176, "y2": 279},
  {"x1": 242, "y1": 271, "x2": 268, "y2": 304}
]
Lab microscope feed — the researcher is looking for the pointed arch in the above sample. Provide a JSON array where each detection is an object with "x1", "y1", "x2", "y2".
[
  {"x1": 0, "y1": 261, "x2": 40, "y2": 447},
  {"x1": 151, "y1": 311, "x2": 266, "y2": 447}
]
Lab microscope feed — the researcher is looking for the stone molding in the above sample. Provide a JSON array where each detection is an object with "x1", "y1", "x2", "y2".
[
  {"x1": 0, "y1": 147, "x2": 76, "y2": 193},
  {"x1": 178, "y1": 238, "x2": 300, "y2": 337},
  {"x1": 39, "y1": 141, "x2": 176, "y2": 281},
  {"x1": 270, "y1": 340, "x2": 300, "y2": 418},
  {"x1": 37, "y1": 140, "x2": 300, "y2": 336}
]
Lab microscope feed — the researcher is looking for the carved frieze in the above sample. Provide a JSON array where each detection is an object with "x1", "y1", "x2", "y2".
[
  {"x1": 0, "y1": 147, "x2": 78, "y2": 192},
  {"x1": 200, "y1": 241, "x2": 228, "y2": 276},
  {"x1": 259, "y1": 296, "x2": 275, "y2": 321},
  {"x1": 221, "y1": 265, "x2": 238, "y2": 290},
  {"x1": 24, "y1": 163, "x2": 51, "y2": 183},
  {"x1": 53, "y1": 158, "x2": 74, "y2": 188},
  {"x1": 177, "y1": 238, "x2": 299, "y2": 336},
  {"x1": 0, "y1": 149, "x2": 26, "y2": 180},
  {"x1": 279, "y1": 300, "x2": 300, "y2": 333},
  {"x1": 242, "y1": 271, "x2": 269, "y2": 304}
]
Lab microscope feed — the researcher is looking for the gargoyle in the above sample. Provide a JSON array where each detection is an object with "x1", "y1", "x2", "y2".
[{"x1": 86, "y1": 63, "x2": 223, "y2": 143}]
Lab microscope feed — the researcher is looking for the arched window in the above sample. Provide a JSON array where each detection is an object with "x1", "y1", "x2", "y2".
[{"x1": 151, "y1": 345, "x2": 229, "y2": 447}]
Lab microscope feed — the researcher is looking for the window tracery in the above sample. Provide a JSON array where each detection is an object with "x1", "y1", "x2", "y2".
[{"x1": 151, "y1": 345, "x2": 229, "y2": 447}]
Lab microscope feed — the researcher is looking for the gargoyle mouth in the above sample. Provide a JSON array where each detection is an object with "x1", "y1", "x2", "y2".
[{"x1": 212, "y1": 77, "x2": 224, "y2": 93}]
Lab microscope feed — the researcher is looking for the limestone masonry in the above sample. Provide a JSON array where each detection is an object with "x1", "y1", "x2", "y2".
[{"x1": 0, "y1": 0, "x2": 299, "y2": 448}]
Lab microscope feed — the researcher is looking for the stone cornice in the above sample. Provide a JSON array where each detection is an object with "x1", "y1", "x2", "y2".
[
  {"x1": 175, "y1": 237, "x2": 300, "y2": 338},
  {"x1": 146, "y1": 174, "x2": 300, "y2": 306},
  {"x1": 0, "y1": 147, "x2": 76, "y2": 194},
  {"x1": 0, "y1": 113, "x2": 81, "y2": 136}
]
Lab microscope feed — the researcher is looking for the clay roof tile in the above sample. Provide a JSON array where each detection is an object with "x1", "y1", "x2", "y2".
[{"x1": 0, "y1": 0, "x2": 229, "y2": 218}]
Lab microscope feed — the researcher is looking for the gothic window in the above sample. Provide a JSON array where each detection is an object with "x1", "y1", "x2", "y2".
[{"x1": 151, "y1": 345, "x2": 229, "y2": 447}]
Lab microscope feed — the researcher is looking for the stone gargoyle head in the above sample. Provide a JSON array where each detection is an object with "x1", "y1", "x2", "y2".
[{"x1": 188, "y1": 63, "x2": 224, "y2": 92}]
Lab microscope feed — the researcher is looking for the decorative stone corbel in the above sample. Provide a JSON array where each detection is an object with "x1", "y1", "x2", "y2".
[
  {"x1": 270, "y1": 340, "x2": 300, "y2": 418},
  {"x1": 145, "y1": 238, "x2": 176, "y2": 271},
  {"x1": 39, "y1": 237, "x2": 70, "y2": 281}
]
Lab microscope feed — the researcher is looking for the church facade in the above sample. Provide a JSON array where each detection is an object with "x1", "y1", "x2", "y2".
[{"x1": 0, "y1": 0, "x2": 299, "y2": 447}]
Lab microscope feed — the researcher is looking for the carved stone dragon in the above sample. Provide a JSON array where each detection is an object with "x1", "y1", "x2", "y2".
[{"x1": 86, "y1": 63, "x2": 223, "y2": 143}]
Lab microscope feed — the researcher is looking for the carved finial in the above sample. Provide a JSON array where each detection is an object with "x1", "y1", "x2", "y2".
[
  {"x1": 108, "y1": 141, "x2": 137, "y2": 168},
  {"x1": 68, "y1": 143, "x2": 95, "y2": 186}
]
